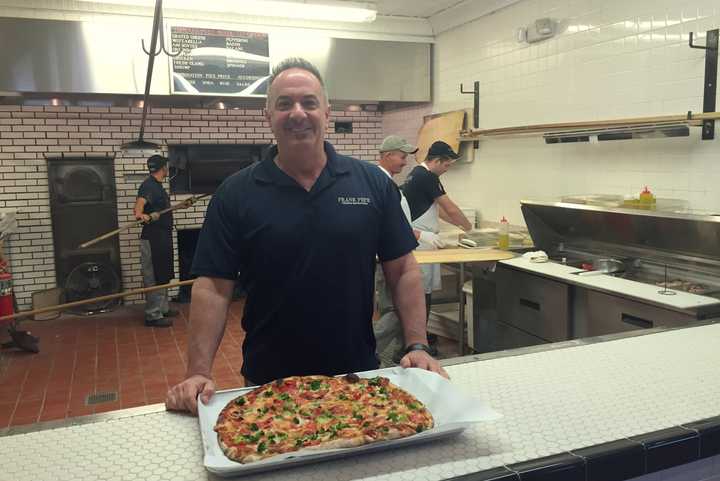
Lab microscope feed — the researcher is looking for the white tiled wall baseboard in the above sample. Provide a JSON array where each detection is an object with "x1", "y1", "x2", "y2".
[{"x1": 431, "y1": 0, "x2": 720, "y2": 226}]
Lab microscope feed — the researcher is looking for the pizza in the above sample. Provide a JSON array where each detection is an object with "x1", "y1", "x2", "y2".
[{"x1": 214, "y1": 373, "x2": 434, "y2": 463}]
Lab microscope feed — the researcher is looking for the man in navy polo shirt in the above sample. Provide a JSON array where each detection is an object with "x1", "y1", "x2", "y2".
[{"x1": 166, "y1": 58, "x2": 446, "y2": 415}]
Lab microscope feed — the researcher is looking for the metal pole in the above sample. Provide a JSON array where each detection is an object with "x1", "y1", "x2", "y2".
[
  {"x1": 0, "y1": 278, "x2": 195, "y2": 323},
  {"x1": 458, "y1": 263, "x2": 465, "y2": 356}
]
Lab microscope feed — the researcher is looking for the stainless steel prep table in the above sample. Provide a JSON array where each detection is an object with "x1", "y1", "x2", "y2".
[{"x1": 3, "y1": 323, "x2": 720, "y2": 481}]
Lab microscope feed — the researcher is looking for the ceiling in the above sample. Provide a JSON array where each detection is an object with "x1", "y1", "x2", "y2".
[{"x1": 361, "y1": 0, "x2": 468, "y2": 19}]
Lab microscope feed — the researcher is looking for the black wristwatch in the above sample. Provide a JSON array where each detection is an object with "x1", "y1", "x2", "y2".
[{"x1": 404, "y1": 343, "x2": 434, "y2": 355}]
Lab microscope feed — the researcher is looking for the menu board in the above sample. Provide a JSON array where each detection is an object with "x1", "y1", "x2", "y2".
[{"x1": 170, "y1": 26, "x2": 270, "y2": 96}]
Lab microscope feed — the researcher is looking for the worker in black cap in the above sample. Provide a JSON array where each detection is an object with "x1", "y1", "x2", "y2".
[
  {"x1": 134, "y1": 154, "x2": 179, "y2": 327},
  {"x1": 401, "y1": 141, "x2": 473, "y2": 354}
]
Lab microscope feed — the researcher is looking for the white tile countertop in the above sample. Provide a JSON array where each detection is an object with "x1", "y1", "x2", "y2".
[
  {"x1": 2, "y1": 324, "x2": 720, "y2": 481},
  {"x1": 500, "y1": 256, "x2": 720, "y2": 311}
]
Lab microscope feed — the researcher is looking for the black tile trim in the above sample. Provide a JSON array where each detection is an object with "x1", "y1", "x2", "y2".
[
  {"x1": 444, "y1": 466, "x2": 520, "y2": 480},
  {"x1": 682, "y1": 415, "x2": 720, "y2": 459},
  {"x1": 507, "y1": 452, "x2": 585, "y2": 481},
  {"x1": 572, "y1": 438, "x2": 644, "y2": 481},
  {"x1": 443, "y1": 419, "x2": 718, "y2": 481},
  {"x1": 630, "y1": 426, "x2": 700, "y2": 474}
]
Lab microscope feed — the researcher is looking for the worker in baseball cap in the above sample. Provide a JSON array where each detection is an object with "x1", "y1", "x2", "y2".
[{"x1": 133, "y1": 155, "x2": 178, "y2": 327}]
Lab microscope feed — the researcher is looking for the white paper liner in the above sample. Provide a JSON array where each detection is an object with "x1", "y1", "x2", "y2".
[{"x1": 197, "y1": 367, "x2": 502, "y2": 477}]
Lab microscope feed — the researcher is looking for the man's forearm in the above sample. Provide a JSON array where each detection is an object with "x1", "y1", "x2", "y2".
[
  {"x1": 133, "y1": 198, "x2": 145, "y2": 219},
  {"x1": 186, "y1": 276, "x2": 234, "y2": 378},
  {"x1": 439, "y1": 204, "x2": 471, "y2": 231},
  {"x1": 383, "y1": 255, "x2": 427, "y2": 347}
]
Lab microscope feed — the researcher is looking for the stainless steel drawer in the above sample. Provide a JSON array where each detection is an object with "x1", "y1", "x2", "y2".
[
  {"x1": 496, "y1": 265, "x2": 570, "y2": 342},
  {"x1": 581, "y1": 290, "x2": 696, "y2": 337}
]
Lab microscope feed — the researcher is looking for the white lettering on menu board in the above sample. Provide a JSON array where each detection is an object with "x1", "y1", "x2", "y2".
[{"x1": 170, "y1": 26, "x2": 270, "y2": 96}]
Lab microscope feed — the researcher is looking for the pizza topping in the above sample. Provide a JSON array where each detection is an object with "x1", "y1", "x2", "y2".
[{"x1": 344, "y1": 373, "x2": 360, "y2": 383}]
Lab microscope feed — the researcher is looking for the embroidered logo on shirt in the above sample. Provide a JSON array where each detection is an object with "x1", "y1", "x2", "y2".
[{"x1": 338, "y1": 196, "x2": 371, "y2": 206}]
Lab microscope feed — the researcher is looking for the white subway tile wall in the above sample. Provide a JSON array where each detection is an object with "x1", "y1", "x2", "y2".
[
  {"x1": 0, "y1": 106, "x2": 382, "y2": 309},
  {"x1": 430, "y1": 0, "x2": 720, "y2": 226}
]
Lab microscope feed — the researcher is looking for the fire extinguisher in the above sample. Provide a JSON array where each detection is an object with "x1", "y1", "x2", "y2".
[{"x1": 0, "y1": 258, "x2": 14, "y2": 320}]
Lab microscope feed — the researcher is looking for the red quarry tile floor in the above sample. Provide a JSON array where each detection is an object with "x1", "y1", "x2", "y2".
[{"x1": 0, "y1": 299, "x2": 247, "y2": 429}]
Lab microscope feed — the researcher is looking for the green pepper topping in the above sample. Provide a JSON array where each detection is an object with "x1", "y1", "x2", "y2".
[
  {"x1": 368, "y1": 377, "x2": 382, "y2": 386},
  {"x1": 249, "y1": 423, "x2": 259, "y2": 431},
  {"x1": 263, "y1": 390, "x2": 273, "y2": 398},
  {"x1": 387, "y1": 412, "x2": 399, "y2": 422},
  {"x1": 293, "y1": 417, "x2": 300, "y2": 424},
  {"x1": 407, "y1": 402, "x2": 418, "y2": 410},
  {"x1": 279, "y1": 393, "x2": 291, "y2": 401},
  {"x1": 235, "y1": 397, "x2": 246, "y2": 406},
  {"x1": 309, "y1": 380, "x2": 322, "y2": 390},
  {"x1": 415, "y1": 425, "x2": 424, "y2": 433},
  {"x1": 257, "y1": 442, "x2": 267, "y2": 453}
]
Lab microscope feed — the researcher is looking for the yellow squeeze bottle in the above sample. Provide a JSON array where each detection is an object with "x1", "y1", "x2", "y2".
[
  {"x1": 498, "y1": 216, "x2": 510, "y2": 250},
  {"x1": 639, "y1": 186, "x2": 656, "y2": 210}
]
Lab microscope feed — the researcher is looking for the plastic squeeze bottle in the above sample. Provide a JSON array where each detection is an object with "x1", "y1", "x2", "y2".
[
  {"x1": 639, "y1": 186, "x2": 656, "y2": 210},
  {"x1": 498, "y1": 216, "x2": 510, "y2": 250}
]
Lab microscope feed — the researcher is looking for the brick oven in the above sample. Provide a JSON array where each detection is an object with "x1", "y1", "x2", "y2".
[{"x1": 0, "y1": 104, "x2": 383, "y2": 309}]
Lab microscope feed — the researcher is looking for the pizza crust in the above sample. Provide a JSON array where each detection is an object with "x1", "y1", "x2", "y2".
[{"x1": 303, "y1": 435, "x2": 366, "y2": 451}]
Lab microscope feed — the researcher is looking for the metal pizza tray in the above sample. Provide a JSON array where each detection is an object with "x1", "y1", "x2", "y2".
[{"x1": 197, "y1": 367, "x2": 502, "y2": 477}]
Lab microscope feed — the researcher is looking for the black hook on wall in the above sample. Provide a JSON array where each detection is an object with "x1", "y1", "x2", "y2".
[
  {"x1": 460, "y1": 81, "x2": 480, "y2": 149},
  {"x1": 688, "y1": 29, "x2": 718, "y2": 140}
]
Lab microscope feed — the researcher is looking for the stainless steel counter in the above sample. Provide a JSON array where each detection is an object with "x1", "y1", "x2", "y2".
[{"x1": 2, "y1": 323, "x2": 720, "y2": 481}]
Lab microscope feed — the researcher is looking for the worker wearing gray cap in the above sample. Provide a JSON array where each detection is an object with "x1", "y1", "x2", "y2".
[
  {"x1": 373, "y1": 135, "x2": 443, "y2": 363},
  {"x1": 134, "y1": 155, "x2": 179, "y2": 327}
]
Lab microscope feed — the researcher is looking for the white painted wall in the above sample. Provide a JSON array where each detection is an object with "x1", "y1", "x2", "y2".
[{"x1": 432, "y1": 0, "x2": 720, "y2": 226}]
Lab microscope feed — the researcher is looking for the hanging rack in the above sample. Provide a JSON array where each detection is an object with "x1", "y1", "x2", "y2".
[
  {"x1": 122, "y1": 0, "x2": 182, "y2": 150},
  {"x1": 141, "y1": 5, "x2": 182, "y2": 57}
]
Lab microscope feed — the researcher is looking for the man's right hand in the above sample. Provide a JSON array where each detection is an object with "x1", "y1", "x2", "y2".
[
  {"x1": 136, "y1": 213, "x2": 151, "y2": 224},
  {"x1": 165, "y1": 374, "x2": 216, "y2": 415},
  {"x1": 418, "y1": 230, "x2": 445, "y2": 249}
]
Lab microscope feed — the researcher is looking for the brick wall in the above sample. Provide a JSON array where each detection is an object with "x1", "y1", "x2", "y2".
[
  {"x1": 381, "y1": 103, "x2": 432, "y2": 183},
  {"x1": 0, "y1": 105, "x2": 382, "y2": 309}
]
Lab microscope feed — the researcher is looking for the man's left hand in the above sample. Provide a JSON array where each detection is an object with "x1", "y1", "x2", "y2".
[{"x1": 399, "y1": 350, "x2": 449, "y2": 379}]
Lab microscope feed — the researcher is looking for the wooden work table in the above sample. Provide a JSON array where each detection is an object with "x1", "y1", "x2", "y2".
[
  {"x1": 413, "y1": 248, "x2": 516, "y2": 354},
  {"x1": 413, "y1": 247, "x2": 514, "y2": 265}
]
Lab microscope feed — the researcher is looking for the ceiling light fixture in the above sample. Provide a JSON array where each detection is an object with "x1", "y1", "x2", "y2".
[{"x1": 78, "y1": 0, "x2": 377, "y2": 23}]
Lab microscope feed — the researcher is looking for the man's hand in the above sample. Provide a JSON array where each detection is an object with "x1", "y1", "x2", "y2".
[
  {"x1": 399, "y1": 350, "x2": 449, "y2": 379},
  {"x1": 418, "y1": 230, "x2": 445, "y2": 249},
  {"x1": 178, "y1": 198, "x2": 193, "y2": 209},
  {"x1": 136, "y1": 213, "x2": 151, "y2": 223},
  {"x1": 165, "y1": 374, "x2": 216, "y2": 415}
]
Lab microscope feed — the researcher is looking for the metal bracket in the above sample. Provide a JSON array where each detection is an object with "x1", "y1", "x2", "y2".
[
  {"x1": 689, "y1": 29, "x2": 718, "y2": 140},
  {"x1": 460, "y1": 81, "x2": 480, "y2": 149}
]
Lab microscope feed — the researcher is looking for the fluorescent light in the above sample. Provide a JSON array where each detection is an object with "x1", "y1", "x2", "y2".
[{"x1": 77, "y1": 0, "x2": 377, "y2": 23}]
